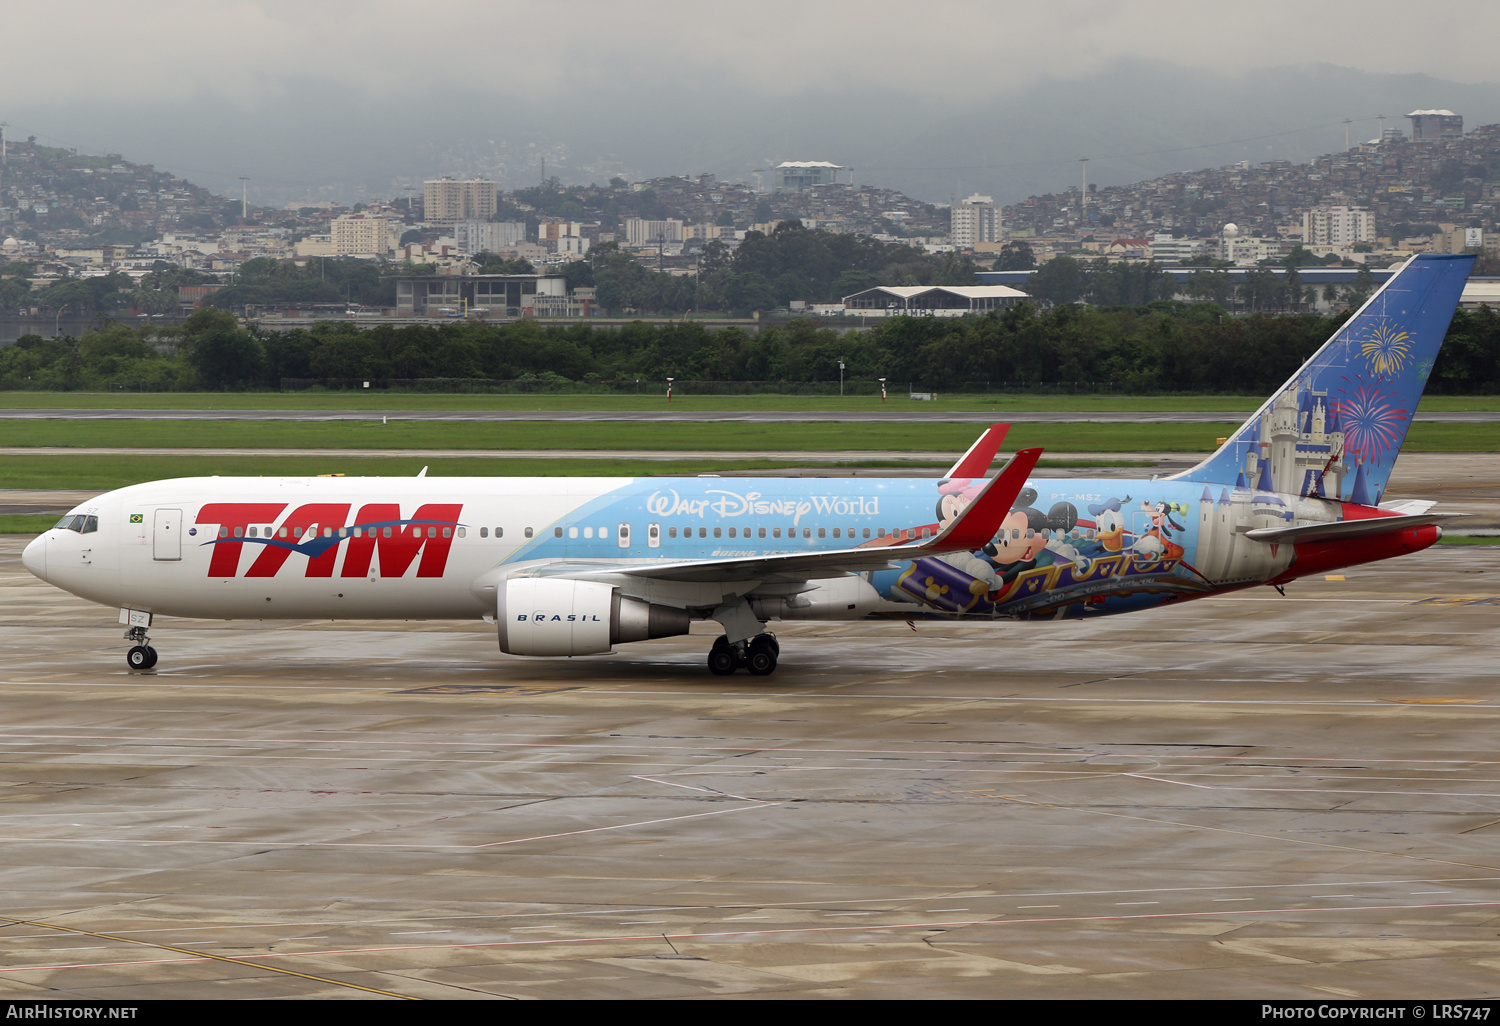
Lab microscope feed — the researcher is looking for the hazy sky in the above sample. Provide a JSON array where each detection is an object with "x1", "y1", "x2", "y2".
[{"x1": 5, "y1": 0, "x2": 1499, "y2": 202}]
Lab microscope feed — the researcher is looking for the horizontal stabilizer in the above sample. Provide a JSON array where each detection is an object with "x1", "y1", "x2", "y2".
[
  {"x1": 1381, "y1": 499, "x2": 1437, "y2": 516},
  {"x1": 1245, "y1": 512, "x2": 1462, "y2": 545}
]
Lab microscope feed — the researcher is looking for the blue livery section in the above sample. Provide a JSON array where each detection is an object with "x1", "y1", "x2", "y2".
[
  {"x1": 498, "y1": 475, "x2": 1307, "y2": 621},
  {"x1": 1178, "y1": 253, "x2": 1474, "y2": 502}
]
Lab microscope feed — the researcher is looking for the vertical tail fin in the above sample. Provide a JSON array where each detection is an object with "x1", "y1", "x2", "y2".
[{"x1": 1177, "y1": 253, "x2": 1474, "y2": 504}]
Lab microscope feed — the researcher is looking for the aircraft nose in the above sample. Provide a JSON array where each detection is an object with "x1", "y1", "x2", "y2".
[{"x1": 21, "y1": 534, "x2": 47, "y2": 582}]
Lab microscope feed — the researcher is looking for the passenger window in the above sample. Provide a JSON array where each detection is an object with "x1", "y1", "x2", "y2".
[
  {"x1": 555, "y1": 527, "x2": 563, "y2": 538},
  {"x1": 568, "y1": 526, "x2": 578, "y2": 539},
  {"x1": 758, "y1": 527, "x2": 766, "y2": 539},
  {"x1": 382, "y1": 527, "x2": 392, "y2": 538},
  {"x1": 584, "y1": 526, "x2": 593, "y2": 539},
  {"x1": 832, "y1": 528, "x2": 841, "y2": 538},
  {"x1": 699, "y1": 527, "x2": 707, "y2": 539},
  {"x1": 713, "y1": 527, "x2": 722, "y2": 538},
  {"x1": 803, "y1": 528, "x2": 811, "y2": 539},
  {"x1": 773, "y1": 528, "x2": 781, "y2": 538},
  {"x1": 525, "y1": 527, "x2": 534, "y2": 538},
  {"x1": 817, "y1": 528, "x2": 826, "y2": 539},
  {"x1": 442, "y1": 527, "x2": 452, "y2": 539},
  {"x1": 669, "y1": 527, "x2": 677, "y2": 539},
  {"x1": 877, "y1": 528, "x2": 886, "y2": 537},
  {"x1": 863, "y1": 528, "x2": 871, "y2": 539},
  {"x1": 481, "y1": 527, "x2": 488, "y2": 538},
  {"x1": 248, "y1": 526, "x2": 258, "y2": 538},
  {"x1": 496, "y1": 527, "x2": 503, "y2": 538}
]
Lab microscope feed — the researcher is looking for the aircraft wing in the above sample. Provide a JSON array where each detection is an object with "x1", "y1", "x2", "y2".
[
  {"x1": 1245, "y1": 511, "x2": 1463, "y2": 545},
  {"x1": 514, "y1": 447, "x2": 1043, "y2": 585},
  {"x1": 944, "y1": 423, "x2": 1010, "y2": 478}
]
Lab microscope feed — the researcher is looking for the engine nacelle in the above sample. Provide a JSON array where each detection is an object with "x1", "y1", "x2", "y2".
[
  {"x1": 749, "y1": 575, "x2": 882, "y2": 621},
  {"x1": 498, "y1": 577, "x2": 690, "y2": 656}
]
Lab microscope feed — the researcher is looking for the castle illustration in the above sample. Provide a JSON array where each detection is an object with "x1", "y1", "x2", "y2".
[
  {"x1": 1234, "y1": 382, "x2": 1382, "y2": 505},
  {"x1": 1239, "y1": 384, "x2": 1346, "y2": 499}
]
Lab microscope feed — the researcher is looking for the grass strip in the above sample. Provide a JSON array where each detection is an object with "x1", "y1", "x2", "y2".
[
  {"x1": 0, "y1": 514, "x2": 59, "y2": 535},
  {"x1": 0, "y1": 455, "x2": 1155, "y2": 491},
  {"x1": 0, "y1": 391, "x2": 1496, "y2": 413}
]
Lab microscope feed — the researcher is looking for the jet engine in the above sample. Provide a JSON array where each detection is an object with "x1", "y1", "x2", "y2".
[{"x1": 497, "y1": 577, "x2": 691, "y2": 656}]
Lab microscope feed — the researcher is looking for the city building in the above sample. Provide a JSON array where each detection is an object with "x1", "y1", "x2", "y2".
[
  {"x1": 330, "y1": 214, "x2": 396, "y2": 257},
  {"x1": 950, "y1": 194, "x2": 1000, "y2": 249},
  {"x1": 842, "y1": 284, "x2": 1029, "y2": 317},
  {"x1": 394, "y1": 273, "x2": 568, "y2": 317},
  {"x1": 624, "y1": 218, "x2": 684, "y2": 246},
  {"x1": 1302, "y1": 206, "x2": 1376, "y2": 247},
  {"x1": 455, "y1": 220, "x2": 525, "y2": 254},
  {"x1": 1149, "y1": 234, "x2": 1205, "y2": 263},
  {"x1": 773, "y1": 161, "x2": 841, "y2": 193},
  {"x1": 422, "y1": 177, "x2": 498, "y2": 225},
  {"x1": 1407, "y1": 110, "x2": 1463, "y2": 143}
]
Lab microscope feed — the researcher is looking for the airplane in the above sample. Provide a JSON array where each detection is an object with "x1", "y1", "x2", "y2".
[{"x1": 21, "y1": 253, "x2": 1476, "y2": 676}]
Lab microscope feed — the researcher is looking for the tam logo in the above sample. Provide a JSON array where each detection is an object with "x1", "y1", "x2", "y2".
[{"x1": 194, "y1": 502, "x2": 463, "y2": 578}]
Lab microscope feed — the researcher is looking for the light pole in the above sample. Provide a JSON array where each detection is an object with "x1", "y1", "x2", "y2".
[
  {"x1": 878, "y1": 377, "x2": 887, "y2": 403},
  {"x1": 838, "y1": 359, "x2": 845, "y2": 397}
]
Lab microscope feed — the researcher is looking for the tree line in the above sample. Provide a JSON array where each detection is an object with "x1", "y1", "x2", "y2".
[{"x1": 6, "y1": 302, "x2": 1500, "y2": 395}]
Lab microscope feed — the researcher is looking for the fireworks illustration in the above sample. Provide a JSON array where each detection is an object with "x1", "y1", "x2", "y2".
[
  {"x1": 1358, "y1": 319, "x2": 1412, "y2": 377},
  {"x1": 1334, "y1": 378, "x2": 1409, "y2": 464}
]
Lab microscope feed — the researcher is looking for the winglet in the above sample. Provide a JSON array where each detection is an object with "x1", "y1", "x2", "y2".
[
  {"x1": 944, "y1": 423, "x2": 1011, "y2": 479},
  {"x1": 924, "y1": 446, "x2": 1043, "y2": 554}
]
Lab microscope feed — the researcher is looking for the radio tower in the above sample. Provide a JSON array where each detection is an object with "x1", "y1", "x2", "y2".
[{"x1": 1079, "y1": 157, "x2": 1089, "y2": 221}]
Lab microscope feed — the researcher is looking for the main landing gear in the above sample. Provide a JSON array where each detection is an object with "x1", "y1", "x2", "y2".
[
  {"x1": 124, "y1": 625, "x2": 158, "y2": 671},
  {"x1": 707, "y1": 633, "x2": 779, "y2": 677}
]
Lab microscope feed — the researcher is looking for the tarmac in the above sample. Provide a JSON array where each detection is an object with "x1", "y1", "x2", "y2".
[{"x1": 1, "y1": 527, "x2": 1498, "y2": 997}]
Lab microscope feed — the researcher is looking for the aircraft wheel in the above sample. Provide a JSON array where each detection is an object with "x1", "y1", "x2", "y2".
[
  {"x1": 143, "y1": 646, "x2": 159, "y2": 670},
  {"x1": 745, "y1": 637, "x2": 778, "y2": 676},
  {"x1": 707, "y1": 646, "x2": 738, "y2": 676},
  {"x1": 127, "y1": 645, "x2": 152, "y2": 671}
]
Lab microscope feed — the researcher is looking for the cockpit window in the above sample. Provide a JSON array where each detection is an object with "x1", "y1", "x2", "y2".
[{"x1": 53, "y1": 515, "x2": 99, "y2": 534}]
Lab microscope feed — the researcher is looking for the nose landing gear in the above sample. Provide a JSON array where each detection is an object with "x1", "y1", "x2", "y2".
[
  {"x1": 124, "y1": 625, "x2": 158, "y2": 671},
  {"x1": 707, "y1": 633, "x2": 779, "y2": 676}
]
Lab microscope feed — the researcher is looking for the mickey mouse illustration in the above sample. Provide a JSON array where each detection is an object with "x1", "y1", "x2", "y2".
[{"x1": 982, "y1": 488, "x2": 1081, "y2": 585}]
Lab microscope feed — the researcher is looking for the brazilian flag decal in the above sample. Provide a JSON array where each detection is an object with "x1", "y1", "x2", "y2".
[{"x1": 129, "y1": 514, "x2": 143, "y2": 523}]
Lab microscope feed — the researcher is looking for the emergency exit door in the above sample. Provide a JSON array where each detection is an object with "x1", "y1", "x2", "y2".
[{"x1": 153, "y1": 508, "x2": 182, "y2": 561}]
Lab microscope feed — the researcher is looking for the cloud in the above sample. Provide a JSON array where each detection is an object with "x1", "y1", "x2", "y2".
[{"x1": 3, "y1": 0, "x2": 1498, "y2": 109}]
